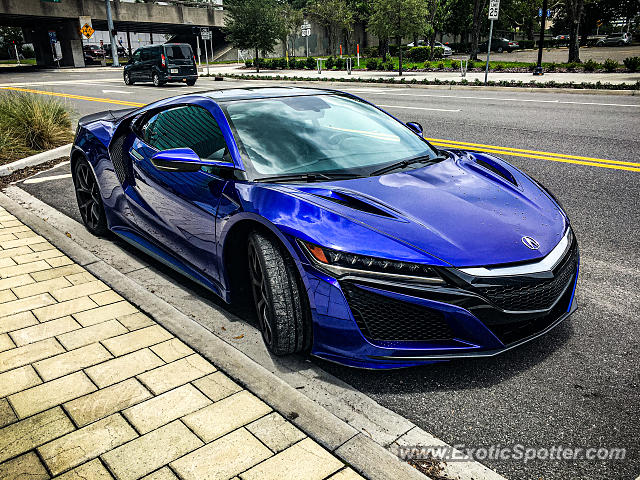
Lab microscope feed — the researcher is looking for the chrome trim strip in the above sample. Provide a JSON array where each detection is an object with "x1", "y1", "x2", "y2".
[{"x1": 458, "y1": 228, "x2": 572, "y2": 277}]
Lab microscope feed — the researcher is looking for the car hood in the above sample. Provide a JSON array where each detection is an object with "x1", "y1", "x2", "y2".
[{"x1": 256, "y1": 152, "x2": 567, "y2": 268}]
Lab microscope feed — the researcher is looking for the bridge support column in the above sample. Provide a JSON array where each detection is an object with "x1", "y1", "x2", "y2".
[
  {"x1": 59, "y1": 20, "x2": 85, "y2": 67},
  {"x1": 27, "y1": 27, "x2": 56, "y2": 67}
]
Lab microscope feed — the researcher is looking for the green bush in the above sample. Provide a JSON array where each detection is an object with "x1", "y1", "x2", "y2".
[
  {"x1": 21, "y1": 45, "x2": 35, "y2": 58},
  {"x1": 382, "y1": 59, "x2": 394, "y2": 71},
  {"x1": 432, "y1": 47, "x2": 444, "y2": 59},
  {"x1": 325, "y1": 56, "x2": 335, "y2": 69},
  {"x1": 437, "y1": 61, "x2": 445, "y2": 70},
  {"x1": 494, "y1": 63, "x2": 504, "y2": 71},
  {"x1": 547, "y1": 62, "x2": 557, "y2": 72},
  {"x1": 603, "y1": 58, "x2": 618, "y2": 72},
  {"x1": 362, "y1": 46, "x2": 379, "y2": 58},
  {"x1": 366, "y1": 58, "x2": 380, "y2": 70},
  {"x1": 451, "y1": 59, "x2": 460, "y2": 70},
  {"x1": 623, "y1": 56, "x2": 640, "y2": 72},
  {"x1": 407, "y1": 46, "x2": 431, "y2": 62},
  {"x1": 305, "y1": 56, "x2": 316, "y2": 69},
  {"x1": 335, "y1": 57, "x2": 345, "y2": 70},
  {"x1": 583, "y1": 59, "x2": 599, "y2": 72},
  {"x1": 244, "y1": 59, "x2": 253, "y2": 68},
  {"x1": 565, "y1": 62, "x2": 580, "y2": 72},
  {"x1": 0, "y1": 92, "x2": 72, "y2": 163}
]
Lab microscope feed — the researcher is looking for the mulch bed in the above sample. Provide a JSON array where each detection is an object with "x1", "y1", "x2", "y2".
[{"x1": 0, "y1": 157, "x2": 69, "y2": 190}]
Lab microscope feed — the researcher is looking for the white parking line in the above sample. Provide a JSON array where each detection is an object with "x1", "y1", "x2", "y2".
[
  {"x1": 22, "y1": 174, "x2": 72, "y2": 184},
  {"x1": 377, "y1": 104, "x2": 461, "y2": 112}
]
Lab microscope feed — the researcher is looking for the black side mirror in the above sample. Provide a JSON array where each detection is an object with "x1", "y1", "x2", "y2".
[{"x1": 406, "y1": 122, "x2": 423, "y2": 136}]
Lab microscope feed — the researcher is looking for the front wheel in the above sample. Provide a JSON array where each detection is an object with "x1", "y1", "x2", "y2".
[
  {"x1": 247, "y1": 232, "x2": 309, "y2": 355},
  {"x1": 186, "y1": 79, "x2": 197, "y2": 86},
  {"x1": 73, "y1": 157, "x2": 109, "y2": 236},
  {"x1": 152, "y1": 73, "x2": 164, "y2": 87}
]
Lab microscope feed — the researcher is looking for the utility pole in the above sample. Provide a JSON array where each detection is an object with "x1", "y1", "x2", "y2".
[
  {"x1": 105, "y1": 0, "x2": 119, "y2": 67},
  {"x1": 484, "y1": 0, "x2": 500, "y2": 84},
  {"x1": 533, "y1": 0, "x2": 548, "y2": 76}
]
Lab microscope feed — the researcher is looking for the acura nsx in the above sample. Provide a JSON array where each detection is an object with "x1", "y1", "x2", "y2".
[{"x1": 71, "y1": 87, "x2": 579, "y2": 368}]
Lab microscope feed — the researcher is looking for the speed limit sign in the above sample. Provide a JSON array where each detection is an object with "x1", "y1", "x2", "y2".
[{"x1": 488, "y1": 0, "x2": 500, "y2": 19}]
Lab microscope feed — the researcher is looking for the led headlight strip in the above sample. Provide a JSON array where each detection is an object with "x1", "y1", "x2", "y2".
[{"x1": 298, "y1": 240, "x2": 445, "y2": 285}]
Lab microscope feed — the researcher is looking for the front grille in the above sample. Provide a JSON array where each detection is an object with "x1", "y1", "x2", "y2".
[
  {"x1": 341, "y1": 283, "x2": 453, "y2": 342},
  {"x1": 474, "y1": 246, "x2": 577, "y2": 312}
]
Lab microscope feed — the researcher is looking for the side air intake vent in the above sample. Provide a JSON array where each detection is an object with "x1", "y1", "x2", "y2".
[
  {"x1": 109, "y1": 134, "x2": 134, "y2": 186},
  {"x1": 475, "y1": 158, "x2": 517, "y2": 185},
  {"x1": 314, "y1": 192, "x2": 395, "y2": 218}
]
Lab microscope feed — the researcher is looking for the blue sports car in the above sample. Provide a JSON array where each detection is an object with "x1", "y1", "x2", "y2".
[{"x1": 71, "y1": 87, "x2": 579, "y2": 369}]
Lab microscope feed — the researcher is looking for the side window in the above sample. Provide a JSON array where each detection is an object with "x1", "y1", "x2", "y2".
[
  {"x1": 141, "y1": 49, "x2": 151, "y2": 61},
  {"x1": 132, "y1": 50, "x2": 141, "y2": 62},
  {"x1": 139, "y1": 106, "x2": 229, "y2": 161}
]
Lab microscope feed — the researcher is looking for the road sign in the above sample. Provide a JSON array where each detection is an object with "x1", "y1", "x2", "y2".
[
  {"x1": 547, "y1": 9, "x2": 552, "y2": 17},
  {"x1": 48, "y1": 30, "x2": 57, "y2": 44},
  {"x1": 488, "y1": 0, "x2": 500, "y2": 20},
  {"x1": 301, "y1": 23, "x2": 311, "y2": 37},
  {"x1": 200, "y1": 28, "x2": 211, "y2": 40},
  {"x1": 538, "y1": 7, "x2": 543, "y2": 17},
  {"x1": 80, "y1": 23, "x2": 94, "y2": 39}
]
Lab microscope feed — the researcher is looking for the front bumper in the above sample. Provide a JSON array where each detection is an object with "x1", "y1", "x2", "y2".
[{"x1": 304, "y1": 235, "x2": 579, "y2": 369}]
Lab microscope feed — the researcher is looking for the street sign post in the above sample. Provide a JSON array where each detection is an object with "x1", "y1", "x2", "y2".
[
  {"x1": 533, "y1": 0, "x2": 548, "y2": 75},
  {"x1": 485, "y1": 0, "x2": 500, "y2": 84},
  {"x1": 301, "y1": 22, "x2": 311, "y2": 57},
  {"x1": 201, "y1": 28, "x2": 211, "y2": 40},
  {"x1": 201, "y1": 28, "x2": 210, "y2": 74}
]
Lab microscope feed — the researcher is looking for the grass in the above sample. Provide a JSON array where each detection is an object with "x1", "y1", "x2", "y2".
[
  {"x1": 0, "y1": 58, "x2": 37, "y2": 65},
  {"x1": 0, "y1": 92, "x2": 73, "y2": 165}
]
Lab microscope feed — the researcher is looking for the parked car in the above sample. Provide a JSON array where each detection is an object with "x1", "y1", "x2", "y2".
[
  {"x1": 479, "y1": 38, "x2": 520, "y2": 53},
  {"x1": 124, "y1": 43, "x2": 198, "y2": 87},
  {"x1": 104, "y1": 44, "x2": 127, "y2": 57},
  {"x1": 83, "y1": 45, "x2": 106, "y2": 64},
  {"x1": 406, "y1": 40, "x2": 452, "y2": 56},
  {"x1": 596, "y1": 33, "x2": 632, "y2": 46},
  {"x1": 71, "y1": 87, "x2": 579, "y2": 369}
]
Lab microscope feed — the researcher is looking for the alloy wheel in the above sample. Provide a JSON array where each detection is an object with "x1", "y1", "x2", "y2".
[
  {"x1": 248, "y1": 242, "x2": 274, "y2": 346},
  {"x1": 75, "y1": 162, "x2": 102, "y2": 231}
]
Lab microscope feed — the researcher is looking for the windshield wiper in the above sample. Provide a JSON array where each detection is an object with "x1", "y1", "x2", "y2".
[
  {"x1": 253, "y1": 172, "x2": 362, "y2": 183},
  {"x1": 369, "y1": 155, "x2": 447, "y2": 177}
]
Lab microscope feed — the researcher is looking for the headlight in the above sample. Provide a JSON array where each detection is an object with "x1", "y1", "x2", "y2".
[{"x1": 298, "y1": 240, "x2": 444, "y2": 284}]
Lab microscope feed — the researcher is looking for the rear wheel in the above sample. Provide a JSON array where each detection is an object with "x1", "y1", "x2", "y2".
[
  {"x1": 73, "y1": 157, "x2": 109, "y2": 236},
  {"x1": 247, "y1": 232, "x2": 309, "y2": 355},
  {"x1": 124, "y1": 72, "x2": 134, "y2": 85},
  {"x1": 186, "y1": 79, "x2": 197, "y2": 86},
  {"x1": 152, "y1": 72, "x2": 164, "y2": 87},
  {"x1": 497, "y1": 46, "x2": 504, "y2": 53}
]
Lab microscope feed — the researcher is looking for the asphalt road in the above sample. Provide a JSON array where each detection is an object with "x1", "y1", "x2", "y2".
[{"x1": 2, "y1": 70, "x2": 639, "y2": 480}]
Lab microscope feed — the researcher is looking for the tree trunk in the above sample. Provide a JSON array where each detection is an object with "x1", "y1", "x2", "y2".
[
  {"x1": 567, "y1": 0, "x2": 584, "y2": 62},
  {"x1": 397, "y1": 36, "x2": 402, "y2": 76},
  {"x1": 255, "y1": 47, "x2": 259, "y2": 73},
  {"x1": 429, "y1": 31, "x2": 437, "y2": 60},
  {"x1": 470, "y1": 0, "x2": 483, "y2": 61}
]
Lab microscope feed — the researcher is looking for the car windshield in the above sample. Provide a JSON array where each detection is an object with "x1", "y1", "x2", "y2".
[{"x1": 223, "y1": 94, "x2": 437, "y2": 179}]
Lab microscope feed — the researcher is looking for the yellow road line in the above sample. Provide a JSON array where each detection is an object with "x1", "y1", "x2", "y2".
[
  {"x1": 2, "y1": 86, "x2": 637, "y2": 173},
  {"x1": 0, "y1": 86, "x2": 144, "y2": 107}
]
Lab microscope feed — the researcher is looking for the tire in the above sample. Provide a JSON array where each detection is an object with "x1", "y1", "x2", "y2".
[
  {"x1": 247, "y1": 232, "x2": 309, "y2": 355},
  {"x1": 124, "y1": 72, "x2": 134, "y2": 85},
  {"x1": 73, "y1": 157, "x2": 109, "y2": 236},
  {"x1": 186, "y1": 79, "x2": 197, "y2": 86},
  {"x1": 152, "y1": 72, "x2": 164, "y2": 87},
  {"x1": 497, "y1": 46, "x2": 503, "y2": 53}
]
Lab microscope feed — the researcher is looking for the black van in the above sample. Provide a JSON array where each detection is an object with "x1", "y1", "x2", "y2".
[{"x1": 124, "y1": 43, "x2": 198, "y2": 87}]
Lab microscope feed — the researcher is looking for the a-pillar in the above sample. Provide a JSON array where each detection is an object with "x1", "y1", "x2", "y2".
[{"x1": 59, "y1": 19, "x2": 85, "y2": 67}]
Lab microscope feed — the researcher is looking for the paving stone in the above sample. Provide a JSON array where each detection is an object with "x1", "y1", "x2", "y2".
[
  {"x1": 9, "y1": 371, "x2": 97, "y2": 418},
  {"x1": 192, "y1": 372, "x2": 243, "y2": 402},
  {"x1": 171, "y1": 428, "x2": 271, "y2": 480},
  {"x1": 0, "y1": 289, "x2": 17, "y2": 303},
  {"x1": 10, "y1": 316, "x2": 81, "y2": 346},
  {"x1": 141, "y1": 467, "x2": 179, "y2": 480},
  {"x1": 39, "y1": 413, "x2": 137, "y2": 475},
  {"x1": 101, "y1": 420, "x2": 203, "y2": 480},
  {"x1": 46, "y1": 256, "x2": 74, "y2": 268},
  {"x1": 0, "y1": 260, "x2": 50, "y2": 279},
  {"x1": 51, "y1": 280, "x2": 109, "y2": 302},
  {"x1": 12, "y1": 277, "x2": 72, "y2": 299},
  {"x1": 123, "y1": 383, "x2": 211, "y2": 434},
  {"x1": 0, "y1": 365, "x2": 42, "y2": 397},
  {"x1": 0, "y1": 274, "x2": 35, "y2": 291},
  {"x1": 182, "y1": 390, "x2": 272, "y2": 442},
  {"x1": 73, "y1": 301, "x2": 138, "y2": 327},
  {"x1": 30, "y1": 264, "x2": 84, "y2": 282},
  {"x1": 55, "y1": 459, "x2": 114, "y2": 480},
  {"x1": 0, "y1": 233, "x2": 17, "y2": 243},
  {"x1": 34, "y1": 343, "x2": 113, "y2": 381},
  {"x1": 247, "y1": 412, "x2": 306, "y2": 453},
  {"x1": 57, "y1": 320, "x2": 127, "y2": 350},
  {"x1": 137, "y1": 354, "x2": 215, "y2": 395},
  {"x1": 240, "y1": 437, "x2": 343, "y2": 480},
  {"x1": 0, "y1": 246, "x2": 31, "y2": 259},
  {"x1": 0, "y1": 311, "x2": 39, "y2": 335},
  {"x1": 14, "y1": 230, "x2": 39, "y2": 239},
  {"x1": 0, "y1": 407, "x2": 75, "y2": 463},
  {"x1": 32, "y1": 296, "x2": 98, "y2": 322},
  {"x1": 0, "y1": 398, "x2": 17, "y2": 428},
  {"x1": 0, "y1": 294, "x2": 55, "y2": 320},
  {"x1": 86, "y1": 348, "x2": 164, "y2": 388},
  {"x1": 117, "y1": 312, "x2": 154, "y2": 331},
  {"x1": 64, "y1": 271, "x2": 97, "y2": 286},
  {"x1": 28, "y1": 241, "x2": 55, "y2": 252},
  {"x1": 0, "y1": 338, "x2": 65, "y2": 373},
  {"x1": 13, "y1": 249, "x2": 63, "y2": 265},
  {"x1": 0, "y1": 235, "x2": 47, "y2": 250},
  {"x1": 328, "y1": 468, "x2": 366, "y2": 480},
  {"x1": 0, "y1": 451, "x2": 49, "y2": 480},
  {"x1": 0, "y1": 332, "x2": 15, "y2": 352},
  {"x1": 65, "y1": 378, "x2": 152, "y2": 427},
  {"x1": 150, "y1": 338, "x2": 194, "y2": 363},
  {"x1": 90, "y1": 290, "x2": 124, "y2": 306},
  {"x1": 102, "y1": 325, "x2": 173, "y2": 357}
]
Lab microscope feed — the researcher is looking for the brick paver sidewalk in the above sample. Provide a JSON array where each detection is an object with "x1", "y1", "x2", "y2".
[{"x1": 0, "y1": 206, "x2": 364, "y2": 480}]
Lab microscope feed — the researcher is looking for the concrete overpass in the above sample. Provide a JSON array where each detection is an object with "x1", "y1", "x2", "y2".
[{"x1": 0, "y1": 0, "x2": 225, "y2": 67}]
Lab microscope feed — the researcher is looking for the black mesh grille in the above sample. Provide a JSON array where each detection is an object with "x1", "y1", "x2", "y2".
[
  {"x1": 109, "y1": 134, "x2": 131, "y2": 185},
  {"x1": 475, "y1": 247, "x2": 577, "y2": 312},
  {"x1": 341, "y1": 283, "x2": 454, "y2": 342}
]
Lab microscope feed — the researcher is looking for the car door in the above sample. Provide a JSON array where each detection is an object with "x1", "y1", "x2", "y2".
[
  {"x1": 129, "y1": 50, "x2": 142, "y2": 79},
  {"x1": 139, "y1": 48, "x2": 153, "y2": 81},
  {"x1": 126, "y1": 104, "x2": 231, "y2": 282}
]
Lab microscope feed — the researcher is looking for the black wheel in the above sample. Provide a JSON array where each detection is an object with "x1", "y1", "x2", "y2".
[
  {"x1": 152, "y1": 72, "x2": 164, "y2": 87},
  {"x1": 497, "y1": 46, "x2": 503, "y2": 53},
  {"x1": 186, "y1": 79, "x2": 197, "y2": 86},
  {"x1": 73, "y1": 157, "x2": 109, "y2": 236},
  {"x1": 247, "y1": 232, "x2": 309, "y2": 355},
  {"x1": 124, "y1": 72, "x2": 134, "y2": 85}
]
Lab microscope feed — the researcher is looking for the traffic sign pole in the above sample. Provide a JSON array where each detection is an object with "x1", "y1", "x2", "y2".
[
  {"x1": 534, "y1": 0, "x2": 548, "y2": 75},
  {"x1": 485, "y1": 0, "x2": 499, "y2": 84}
]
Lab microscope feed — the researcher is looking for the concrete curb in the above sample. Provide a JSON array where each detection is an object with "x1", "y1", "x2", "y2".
[
  {"x1": 0, "y1": 189, "x2": 431, "y2": 480},
  {"x1": 0, "y1": 143, "x2": 71, "y2": 176}
]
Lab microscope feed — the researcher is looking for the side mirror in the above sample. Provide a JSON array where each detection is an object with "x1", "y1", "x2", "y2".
[
  {"x1": 406, "y1": 122, "x2": 423, "y2": 136},
  {"x1": 151, "y1": 148, "x2": 235, "y2": 172}
]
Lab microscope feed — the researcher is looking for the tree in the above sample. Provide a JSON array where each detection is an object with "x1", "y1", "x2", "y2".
[
  {"x1": 224, "y1": 0, "x2": 284, "y2": 72},
  {"x1": 566, "y1": 0, "x2": 585, "y2": 62},
  {"x1": 309, "y1": 0, "x2": 354, "y2": 55},
  {"x1": 0, "y1": 27, "x2": 24, "y2": 61},
  {"x1": 469, "y1": 0, "x2": 486, "y2": 61},
  {"x1": 276, "y1": 1, "x2": 304, "y2": 58},
  {"x1": 369, "y1": 0, "x2": 428, "y2": 75}
]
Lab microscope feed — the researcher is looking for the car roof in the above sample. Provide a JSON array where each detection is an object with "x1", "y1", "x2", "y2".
[{"x1": 199, "y1": 86, "x2": 338, "y2": 102}]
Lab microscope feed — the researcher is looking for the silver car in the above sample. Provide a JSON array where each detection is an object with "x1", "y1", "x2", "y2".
[
  {"x1": 597, "y1": 33, "x2": 632, "y2": 46},
  {"x1": 407, "y1": 40, "x2": 453, "y2": 56}
]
